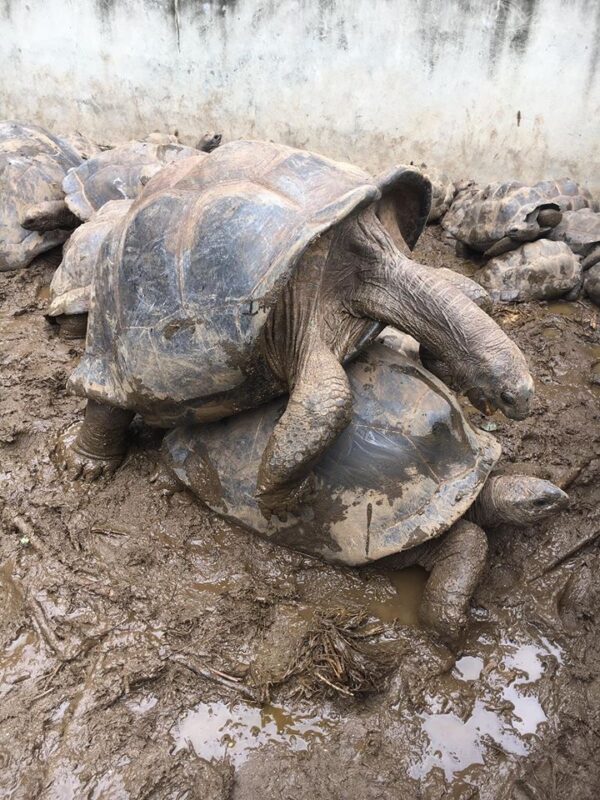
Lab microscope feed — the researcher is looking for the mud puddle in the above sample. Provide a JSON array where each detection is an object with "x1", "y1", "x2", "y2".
[
  {"x1": 174, "y1": 700, "x2": 340, "y2": 767},
  {"x1": 413, "y1": 633, "x2": 563, "y2": 783}
]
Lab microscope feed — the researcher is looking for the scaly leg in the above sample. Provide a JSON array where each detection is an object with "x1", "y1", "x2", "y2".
[
  {"x1": 256, "y1": 345, "x2": 352, "y2": 518},
  {"x1": 56, "y1": 399, "x2": 134, "y2": 481}
]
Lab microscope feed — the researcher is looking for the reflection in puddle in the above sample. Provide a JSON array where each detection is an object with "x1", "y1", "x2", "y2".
[
  {"x1": 413, "y1": 636, "x2": 562, "y2": 781},
  {"x1": 173, "y1": 701, "x2": 339, "y2": 766},
  {"x1": 453, "y1": 655, "x2": 483, "y2": 681}
]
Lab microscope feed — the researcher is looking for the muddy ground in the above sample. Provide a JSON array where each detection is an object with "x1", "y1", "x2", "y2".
[{"x1": 1, "y1": 226, "x2": 599, "y2": 799}]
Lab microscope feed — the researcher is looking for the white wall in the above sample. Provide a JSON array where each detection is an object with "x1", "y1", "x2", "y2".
[{"x1": 1, "y1": 0, "x2": 599, "y2": 191}]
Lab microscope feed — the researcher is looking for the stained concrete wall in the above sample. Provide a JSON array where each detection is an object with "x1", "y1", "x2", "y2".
[{"x1": 1, "y1": 0, "x2": 599, "y2": 190}]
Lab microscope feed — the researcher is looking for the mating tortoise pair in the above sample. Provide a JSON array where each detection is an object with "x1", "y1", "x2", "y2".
[
  {"x1": 443, "y1": 178, "x2": 597, "y2": 258},
  {"x1": 54, "y1": 140, "x2": 558, "y2": 641},
  {"x1": 162, "y1": 340, "x2": 567, "y2": 641},
  {"x1": 57, "y1": 140, "x2": 535, "y2": 520}
]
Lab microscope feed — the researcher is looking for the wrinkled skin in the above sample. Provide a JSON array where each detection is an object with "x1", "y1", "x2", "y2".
[{"x1": 390, "y1": 474, "x2": 568, "y2": 641}]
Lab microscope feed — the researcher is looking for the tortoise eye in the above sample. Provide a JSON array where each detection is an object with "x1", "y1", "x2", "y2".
[{"x1": 501, "y1": 391, "x2": 515, "y2": 405}]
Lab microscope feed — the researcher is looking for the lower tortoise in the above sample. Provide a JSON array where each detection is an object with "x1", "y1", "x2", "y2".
[{"x1": 162, "y1": 342, "x2": 567, "y2": 642}]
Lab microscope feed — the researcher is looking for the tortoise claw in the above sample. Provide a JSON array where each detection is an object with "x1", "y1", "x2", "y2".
[
  {"x1": 256, "y1": 473, "x2": 318, "y2": 521},
  {"x1": 53, "y1": 423, "x2": 124, "y2": 482}
]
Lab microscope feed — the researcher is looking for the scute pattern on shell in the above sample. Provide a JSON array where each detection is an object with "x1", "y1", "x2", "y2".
[
  {"x1": 62, "y1": 141, "x2": 201, "y2": 221},
  {"x1": 161, "y1": 344, "x2": 501, "y2": 566},
  {"x1": 476, "y1": 239, "x2": 582, "y2": 303},
  {"x1": 68, "y1": 140, "x2": 419, "y2": 423},
  {"x1": 534, "y1": 178, "x2": 599, "y2": 213},
  {"x1": 442, "y1": 180, "x2": 561, "y2": 255},
  {"x1": 0, "y1": 121, "x2": 83, "y2": 270}
]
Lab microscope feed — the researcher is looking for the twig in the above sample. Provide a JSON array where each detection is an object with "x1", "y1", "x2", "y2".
[{"x1": 169, "y1": 653, "x2": 257, "y2": 701}]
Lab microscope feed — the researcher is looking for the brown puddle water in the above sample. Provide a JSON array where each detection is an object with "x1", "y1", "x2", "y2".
[{"x1": 368, "y1": 566, "x2": 428, "y2": 625}]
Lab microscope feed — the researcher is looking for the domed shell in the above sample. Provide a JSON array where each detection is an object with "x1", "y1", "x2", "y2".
[
  {"x1": 0, "y1": 121, "x2": 83, "y2": 270},
  {"x1": 162, "y1": 343, "x2": 501, "y2": 566},
  {"x1": 548, "y1": 208, "x2": 600, "y2": 269},
  {"x1": 476, "y1": 239, "x2": 582, "y2": 303},
  {"x1": 62, "y1": 141, "x2": 201, "y2": 221},
  {"x1": 533, "y1": 178, "x2": 598, "y2": 212},
  {"x1": 442, "y1": 181, "x2": 561, "y2": 255},
  {"x1": 47, "y1": 199, "x2": 133, "y2": 317},
  {"x1": 69, "y1": 141, "x2": 426, "y2": 416}
]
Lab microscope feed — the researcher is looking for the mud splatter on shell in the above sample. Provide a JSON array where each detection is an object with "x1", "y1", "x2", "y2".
[{"x1": 162, "y1": 343, "x2": 500, "y2": 566}]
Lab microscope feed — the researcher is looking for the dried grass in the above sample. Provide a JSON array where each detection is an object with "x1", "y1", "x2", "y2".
[{"x1": 280, "y1": 609, "x2": 396, "y2": 701}]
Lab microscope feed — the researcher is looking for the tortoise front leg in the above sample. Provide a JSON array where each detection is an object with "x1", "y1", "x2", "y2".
[
  {"x1": 56, "y1": 399, "x2": 134, "y2": 481},
  {"x1": 417, "y1": 520, "x2": 488, "y2": 644},
  {"x1": 256, "y1": 345, "x2": 352, "y2": 518}
]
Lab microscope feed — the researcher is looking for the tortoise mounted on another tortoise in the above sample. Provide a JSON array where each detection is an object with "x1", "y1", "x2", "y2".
[{"x1": 58, "y1": 140, "x2": 534, "y2": 517}]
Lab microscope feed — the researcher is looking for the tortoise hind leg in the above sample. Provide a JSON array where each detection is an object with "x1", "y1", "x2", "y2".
[
  {"x1": 256, "y1": 345, "x2": 352, "y2": 518},
  {"x1": 417, "y1": 520, "x2": 488, "y2": 644},
  {"x1": 55, "y1": 399, "x2": 134, "y2": 481}
]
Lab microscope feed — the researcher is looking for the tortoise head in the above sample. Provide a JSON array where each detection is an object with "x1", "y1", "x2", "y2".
[
  {"x1": 196, "y1": 132, "x2": 222, "y2": 152},
  {"x1": 465, "y1": 356, "x2": 535, "y2": 420},
  {"x1": 422, "y1": 339, "x2": 535, "y2": 421},
  {"x1": 481, "y1": 475, "x2": 569, "y2": 527}
]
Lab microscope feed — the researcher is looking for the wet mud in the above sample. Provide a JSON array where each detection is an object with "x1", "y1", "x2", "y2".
[{"x1": 1, "y1": 226, "x2": 599, "y2": 798}]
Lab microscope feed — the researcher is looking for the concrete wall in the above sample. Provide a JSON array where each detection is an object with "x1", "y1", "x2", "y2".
[{"x1": 1, "y1": 0, "x2": 599, "y2": 191}]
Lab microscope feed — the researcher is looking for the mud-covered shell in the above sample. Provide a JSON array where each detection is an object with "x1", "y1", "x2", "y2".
[
  {"x1": 47, "y1": 199, "x2": 133, "y2": 317},
  {"x1": 548, "y1": 208, "x2": 600, "y2": 270},
  {"x1": 0, "y1": 121, "x2": 83, "y2": 270},
  {"x1": 69, "y1": 140, "x2": 428, "y2": 415},
  {"x1": 162, "y1": 343, "x2": 500, "y2": 566},
  {"x1": 442, "y1": 181, "x2": 561, "y2": 256},
  {"x1": 476, "y1": 239, "x2": 582, "y2": 303},
  {"x1": 63, "y1": 141, "x2": 201, "y2": 221}
]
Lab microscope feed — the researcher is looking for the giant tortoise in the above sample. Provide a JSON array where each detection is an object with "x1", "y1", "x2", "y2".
[
  {"x1": 0, "y1": 121, "x2": 83, "y2": 270},
  {"x1": 62, "y1": 140, "x2": 209, "y2": 221},
  {"x1": 46, "y1": 199, "x2": 134, "y2": 338},
  {"x1": 59, "y1": 140, "x2": 534, "y2": 516},
  {"x1": 46, "y1": 154, "x2": 211, "y2": 338},
  {"x1": 161, "y1": 342, "x2": 567, "y2": 641},
  {"x1": 442, "y1": 181, "x2": 563, "y2": 258}
]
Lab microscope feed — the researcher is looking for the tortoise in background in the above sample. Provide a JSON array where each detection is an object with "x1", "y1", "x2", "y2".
[
  {"x1": 46, "y1": 199, "x2": 133, "y2": 338},
  {"x1": 162, "y1": 343, "x2": 567, "y2": 642},
  {"x1": 59, "y1": 140, "x2": 533, "y2": 517},
  {"x1": 62, "y1": 140, "x2": 207, "y2": 221},
  {"x1": 443, "y1": 178, "x2": 597, "y2": 259},
  {"x1": 45, "y1": 154, "x2": 211, "y2": 338},
  {"x1": 0, "y1": 121, "x2": 83, "y2": 270},
  {"x1": 442, "y1": 180, "x2": 563, "y2": 258},
  {"x1": 476, "y1": 239, "x2": 582, "y2": 303}
]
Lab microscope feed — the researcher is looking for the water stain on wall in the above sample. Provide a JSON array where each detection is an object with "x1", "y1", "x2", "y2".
[{"x1": 489, "y1": 0, "x2": 540, "y2": 73}]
